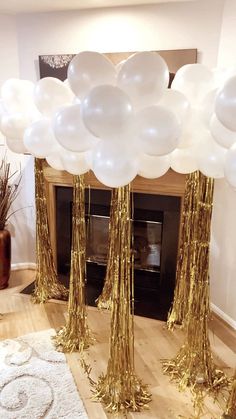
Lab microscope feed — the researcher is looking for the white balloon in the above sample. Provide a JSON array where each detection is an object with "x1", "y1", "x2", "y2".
[
  {"x1": 91, "y1": 140, "x2": 139, "y2": 188},
  {"x1": 53, "y1": 104, "x2": 98, "y2": 152},
  {"x1": 210, "y1": 114, "x2": 236, "y2": 149},
  {"x1": 67, "y1": 51, "x2": 116, "y2": 100},
  {"x1": 61, "y1": 150, "x2": 91, "y2": 175},
  {"x1": 23, "y1": 118, "x2": 58, "y2": 158},
  {"x1": 172, "y1": 64, "x2": 214, "y2": 105},
  {"x1": 82, "y1": 85, "x2": 133, "y2": 139},
  {"x1": 117, "y1": 51, "x2": 169, "y2": 109},
  {"x1": 159, "y1": 89, "x2": 190, "y2": 123},
  {"x1": 198, "y1": 88, "x2": 218, "y2": 128},
  {"x1": 34, "y1": 77, "x2": 73, "y2": 117},
  {"x1": 1, "y1": 79, "x2": 35, "y2": 112},
  {"x1": 135, "y1": 105, "x2": 181, "y2": 156},
  {"x1": 215, "y1": 76, "x2": 236, "y2": 132},
  {"x1": 171, "y1": 147, "x2": 198, "y2": 174},
  {"x1": 196, "y1": 133, "x2": 226, "y2": 178},
  {"x1": 6, "y1": 138, "x2": 28, "y2": 154},
  {"x1": 177, "y1": 110, "x2": 205, "y2": 149},
  {"x1": 1, "y1": 113, "x2": 31, "y2": 139},
  {"x1": 224, "y1": 144, "x2": 236, "y2": 188},
  {"x1": 213, "y1": 66, "x2": 236, "y2": 89},
  {"x1": 138, "y1": 153, "x2": 170, "y2": 178},
  {"x1": 46, "y1": 151, "x2": 64, "y2": 171}
]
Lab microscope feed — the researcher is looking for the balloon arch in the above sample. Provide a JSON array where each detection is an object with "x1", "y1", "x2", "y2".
[{"x1": 0, "y1": 50, "x2": 235, "y2": 187}]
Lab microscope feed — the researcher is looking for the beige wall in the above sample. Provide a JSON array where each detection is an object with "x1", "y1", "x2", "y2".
[
  {"x1": 209, "y1": 0, "x2": 236, "y2": 327},
  {"x1": 0, "y1": 15, "x2": 36, "y2": 268}
]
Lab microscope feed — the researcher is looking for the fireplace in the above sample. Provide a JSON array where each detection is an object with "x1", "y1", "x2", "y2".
[
  {"x1": 55, "y1": 186, "x2": 181, "y2": 320},
  {"x1": 43, "y1": 165, "x2": 186, "y2": 321}
]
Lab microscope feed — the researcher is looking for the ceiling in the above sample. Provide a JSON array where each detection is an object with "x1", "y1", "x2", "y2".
[{"x1": 0, "y1": 0, "x2": 197, "y2": 14}]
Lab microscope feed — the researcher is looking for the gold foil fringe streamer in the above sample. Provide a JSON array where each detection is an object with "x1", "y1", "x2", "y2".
[
  {"x1": 223, "y1": 371, "x2": 236, "y2": 419},
  {"x1": 167, "y1": 171, "x2": 200, "y2": 329},
  {"x1": 163, "y1": 173, "x2": 229, "y2": 416},
  {"x1": 32, "y1": 158, "x2": 68, "y2": 303},
  {"x1": 92, "y1": 184, "x2": 151, "y2": 413},
  {"x1": 53, "y1": 175, "x2": 93, "y2": 353},
  {"x1": 96, "y1": 188, "x2": 119, "y2": 310}
]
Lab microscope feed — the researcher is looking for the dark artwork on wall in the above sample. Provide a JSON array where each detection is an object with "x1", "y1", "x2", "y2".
[
  {"x1": 39, "y1": 54, "x2": 75, "y2": 80},
  {"x1": 39, "y1": 49, "x2": 197, "y2": 82}
]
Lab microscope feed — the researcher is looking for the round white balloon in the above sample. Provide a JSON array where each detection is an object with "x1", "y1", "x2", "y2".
[
  {"x1": 210, "y1": 114, "x2": 236, "y2": 149},
  {"x1": 196, "y1": 133, "x2": 226, "y2": 178},
  {"x1": 46, "y1": 145, "x2": 65, "y2": 171},
  {"x1": 138, "y1": 153, "x2": 170, "y2": 178},
  {"x1": 159, "y1": 89, "x2": 190, "y2": 123},
  {"x1": 67, "y1": 51, "x2": 116, "y2": 100},
  {"x1": 224, "y1": 144, "x2": 236, "y2": 188},
  {"x1": 53, "y1": 104, "x2": 98, "y2": 152},
  {"x1": 198, "y1": 88, "x2": 218, "y2": 128},
  {"x1": 23, "y1": 118, "x2": 58, "y2": 158},
  {"x1": 135, "y1": 105, "x2": 181, "y2": 156},
  {"x1": 1, "y1": 79, "x2": 34, "y2": 113},
  {"x1": 172, "y1": 64, "x2": 214, "y2": 106},
  {"x1": 6, "y1": 138, "x2": 28, "y2": 154},
  {"x1": 61, "y1": 150, "x2": 91, "y2": 175},
  {"x1": 117, "y1": 51, "x2": 169, "y2": 109},
  {"x1": 1, "y1": 113, "x2": 31, "y2": 139},
  {"x1": 34, "y1": 77, "x2": 73, "y2": 117},
  {"x1": 82, "y1": 85, "x2": 133, "y2": 139},
  {"x1": 215, "y1": 76, "x2": 236, "y2": 132},
  {"x1": 91, "y1": 140, "x2": 139, "y2": 188},
  {"x1": 171, "y1": 147, "x2": 198, "y2": 174}
]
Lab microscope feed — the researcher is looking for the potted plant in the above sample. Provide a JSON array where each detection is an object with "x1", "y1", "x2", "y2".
[{"x1": 0, "y1": 157, "x2": 20, "y2": 289}]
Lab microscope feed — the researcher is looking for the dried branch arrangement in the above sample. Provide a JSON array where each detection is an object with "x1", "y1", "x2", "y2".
[{"x1": 0, "y1": 157, "x2": 21, "y2": 230}]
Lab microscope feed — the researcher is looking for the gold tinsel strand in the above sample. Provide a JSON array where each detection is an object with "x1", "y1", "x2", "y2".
[
  {"x1": 163, "y1": 173, "x2": 229, "y2": 416},
  {"x1": 53, "y1": 175, "x2": 93, "y2": 353},
  {"x1": 223, "y1": 371, "x2": 236, "y2": 419},
  {"x1": 167, "y1": 172, "x2": 200, "y2": 329},
  {"x1": 32, "y1": 158, "x2": 68, "y2": 303},
  {"x1": 92, "y1": 184, "x2": 151, "y2": 413},
  {"x1": 96, "y1": 188, "x2": 119, "y2": 310}
]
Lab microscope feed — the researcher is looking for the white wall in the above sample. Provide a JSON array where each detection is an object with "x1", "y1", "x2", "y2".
[
  {"x1": 209, "y1": 0, "x2": 236, "y2": 327},
  {"x1": 16, "y1": 0, "x2": 224, "y2": 82},
  {"x1": 0, "y1": 14, "x2": 36, "y2": 267},
  {"x1": 3, "y1": 0, "x2": 236, "y2": 325}
]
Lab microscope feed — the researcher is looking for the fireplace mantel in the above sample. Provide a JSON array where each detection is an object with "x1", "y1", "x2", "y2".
[{"x1": 43, "y1": 162, "x2": 186, "y2": 264}]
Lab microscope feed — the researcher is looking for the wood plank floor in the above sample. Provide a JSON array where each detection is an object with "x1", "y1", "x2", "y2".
[{"x1": 0, "y1": 270, "x2": 235, "y2": 419}]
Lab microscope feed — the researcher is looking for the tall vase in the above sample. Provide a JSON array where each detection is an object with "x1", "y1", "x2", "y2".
[{"x1": 0, "y1": 229, "x2": 11, "y2": 289}]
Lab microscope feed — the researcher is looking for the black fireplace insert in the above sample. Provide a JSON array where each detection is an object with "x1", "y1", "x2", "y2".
[{"x1": 56, "y1": 187, "x2": 181, "y2": 320}]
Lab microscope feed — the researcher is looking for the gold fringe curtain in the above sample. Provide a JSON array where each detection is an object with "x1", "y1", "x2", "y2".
[
  {"x1": 167, "y1": 171, "x2": 200, "y2": 329},
  {"x1": 53, "y1": 175, "x2": 92, "y2": 353},
  {"x1": 223, "y1": 371, "x2": 236, "y2": 418},
  {"x1": 92, "y1": 184, "x2": 151, "y2": 413},
  {"x1": 33, "y1": 158, "x2": 68, "y2": 303},
  {"x1": 96, "y1": 188, "x2": 119, "y2": 310},
  {"x1": 163, "y1": 173, "x2": 228, "y2": 414}
]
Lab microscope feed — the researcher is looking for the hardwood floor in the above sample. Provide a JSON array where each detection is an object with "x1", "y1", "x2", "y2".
[{"x1": 0, "y1": 270, "x2": 235, "y2": 419}]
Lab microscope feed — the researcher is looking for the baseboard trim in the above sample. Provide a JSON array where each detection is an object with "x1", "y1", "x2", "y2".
[
  {"x1": 11, "y1": 263, "x2": 36, "y2": 271},
  {"x1": 211, "y1": 303, "x2": 236, "y2": 330}
]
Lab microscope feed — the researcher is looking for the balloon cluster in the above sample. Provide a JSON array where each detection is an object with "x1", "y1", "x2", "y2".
[{"x1": 0, "y1": 51, "x2": 236, "y2": 189}]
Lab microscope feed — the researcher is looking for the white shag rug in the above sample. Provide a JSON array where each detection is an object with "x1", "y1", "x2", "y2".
[{"x1": 0, "y1": 329, "x2": 88, "y2": 419}]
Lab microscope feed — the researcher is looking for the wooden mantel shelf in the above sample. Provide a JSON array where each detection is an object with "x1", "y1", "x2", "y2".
[{"x1": 43, "y1": 164, "x2": 186, "y2": 197}]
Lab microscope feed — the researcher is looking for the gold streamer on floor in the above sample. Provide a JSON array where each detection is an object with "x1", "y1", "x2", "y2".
[
  {"x1": 92, "y1": 184, "x2": 151, "y2": 413},
  {"x1": 96, "y1": 188, "x2": 119, "y2": 310},
  {"x1": 163, "y1": 173, "x2": 229, "y2": 416},
  {"x1": 222, "y1": 371, "x2": 236, "y2": 419},
  {"x1": 53, "y1": 175, "x2": 92, "y2": 353},
  {"x1": 167, "y1": 171, "x2": 200, "y2": 329},
  {"x1": 32, "y1": 158, "x2": 68, "y2": 304}
]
